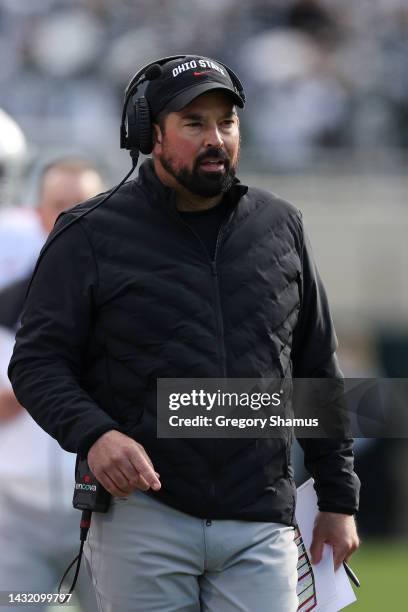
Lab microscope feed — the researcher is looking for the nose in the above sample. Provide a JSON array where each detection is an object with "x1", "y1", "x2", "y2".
[{"x1": 203, "y1": 123, "x2": 223, "y2": 148}]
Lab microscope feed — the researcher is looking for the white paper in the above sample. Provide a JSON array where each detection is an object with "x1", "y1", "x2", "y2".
[{"x1": 295, "y1": 478, "x2": 357, "y2": 611}]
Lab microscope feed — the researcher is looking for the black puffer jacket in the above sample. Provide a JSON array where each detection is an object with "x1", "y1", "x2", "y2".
[{"x1": 9, "y1": 160, "x2": 359, "y2": 524}]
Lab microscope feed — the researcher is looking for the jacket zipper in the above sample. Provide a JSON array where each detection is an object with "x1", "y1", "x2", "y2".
[
  {"x1": 210, "y1": 226, "x2": 227, "y2": 377},
  {"x1": 171, "y1": 209, "x2": 233, "y2": 377},
  {"x1": 170, "y1": 208, "x2": 234, "y2": 510},
  {"x1": 208, "y1": 221, "x2": 232, "y2": 508}
]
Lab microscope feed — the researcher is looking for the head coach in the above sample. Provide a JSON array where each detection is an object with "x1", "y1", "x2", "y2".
[{"x1": 9, "y1": 55, "x2": 360, "y2": 611}]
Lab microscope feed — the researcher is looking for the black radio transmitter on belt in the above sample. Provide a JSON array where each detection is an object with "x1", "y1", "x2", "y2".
[{"x1": 72, "y1": 457, "x2": 111, "y2": 513}]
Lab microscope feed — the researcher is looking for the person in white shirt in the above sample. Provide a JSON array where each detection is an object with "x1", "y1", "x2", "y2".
[{"x1": 0, "y1": 156, "x2": 104, "y2": 612}]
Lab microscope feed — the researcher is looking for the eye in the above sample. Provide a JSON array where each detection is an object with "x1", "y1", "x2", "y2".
[
  {"x1": 221, "y1": 119, "x2": 235, "y2": 128},
  {"x1": 185, "y1": 122, "x2": 202, "y2": 127}
]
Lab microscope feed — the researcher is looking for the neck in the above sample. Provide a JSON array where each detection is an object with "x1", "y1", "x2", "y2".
[{"x1": 153, "y1": 158, "x2": 223, "y2": 211}]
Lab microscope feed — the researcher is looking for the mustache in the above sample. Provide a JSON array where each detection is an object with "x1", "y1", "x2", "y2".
[{"x1": 195, "y1": 147, "x2": 229, "y2": 165}]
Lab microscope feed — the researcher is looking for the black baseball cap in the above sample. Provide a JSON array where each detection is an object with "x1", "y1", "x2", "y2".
[{"x1": 145, "y1": 56, "x2": 245, "y2": 119}]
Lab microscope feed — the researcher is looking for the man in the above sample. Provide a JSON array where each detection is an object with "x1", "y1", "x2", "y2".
[
  {"x1": 9, "y1": 56, "x2": 360, "y2": 612},
  {"x1": 0, "y1": 158, "x2": 103, "y2": 612}
]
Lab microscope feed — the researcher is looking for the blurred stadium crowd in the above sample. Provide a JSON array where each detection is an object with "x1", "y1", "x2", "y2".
[{"x1": 1, "y1": 0, "x2": 408, "y2": 168}]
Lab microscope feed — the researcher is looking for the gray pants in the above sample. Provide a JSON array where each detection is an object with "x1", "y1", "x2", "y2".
[{"x1": 84, "y1": 491, "x2": 298, "y2": 612}]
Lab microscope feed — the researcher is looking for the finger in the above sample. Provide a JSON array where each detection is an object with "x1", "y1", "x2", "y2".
[
  {"x1": 107, "y1": 466, "x2": 136, "y2": 492},
  {"x1": 310, "y1": 538, "x2": 324, "y2": 566},
  {"x1": 343, "y1": 539, "x2": 359, "y2": 564},
  {"x1": 138, "y1": 446, "x2": 155, "y2": 469},
  {"x1": 120, "y1": 458, "x2": 149, "y2": 489},
  {"x1": 113, "y1": 457, "x2": 158, "y2": 492},
  {"x1": 119, "y1": 459, "x2": 161, "y2": 492},
  {"x1": 100, "y1": 471, "x2": 130, "y2": 497},
  {"x1": 134, "y1": 473, "x2": 150, "y2": 491},
  {"x1": 344, "y1": 547, "x2": 356, "y2": 564},
  {"x1": 333, "y1": 547, "x2": 346, "y2": 571},
  {"x1": 129, "y1": 452, "x2": 161, "y2": 490}
]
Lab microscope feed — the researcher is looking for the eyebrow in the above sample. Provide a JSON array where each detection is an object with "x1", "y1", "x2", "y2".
[
  {"x1": 180, "y1": 113, "x2": 203, "y2": 121},
  {"x1": 180, "y1": 110, "x2": 236, "y2": 121}
]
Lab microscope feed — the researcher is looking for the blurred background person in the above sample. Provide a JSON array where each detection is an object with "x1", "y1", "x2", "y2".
[
  {"x1": 0, "y1": 108, "x2": 44, "y2": 289},
  {"x1": 0, "y1": 153, "x2": 104, "y2": 612}
]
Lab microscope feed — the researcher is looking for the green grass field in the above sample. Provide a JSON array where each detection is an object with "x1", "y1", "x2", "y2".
[{"x1": 348, "y1": 539, "x2": 408, "y2": 611}]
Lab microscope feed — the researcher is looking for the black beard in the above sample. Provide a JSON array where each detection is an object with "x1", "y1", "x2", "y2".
[{"x1": 159, "y1": 146, "x2": 237, "y2": 197}]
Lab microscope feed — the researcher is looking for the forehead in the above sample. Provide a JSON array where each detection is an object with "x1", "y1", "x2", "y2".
[
  {"x1": 176, "y1": 90, "x2": 237, "y2": 117},
  {"x1": 41, "y1": 168, "x2": 103, "y2": 199}
]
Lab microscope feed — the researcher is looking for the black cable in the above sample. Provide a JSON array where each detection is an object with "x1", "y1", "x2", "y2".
[
  {"x1": 57, "y1": 546, "x2": 82, "y2": 598},
  {"x1": 58, "y1": 510, "x2": 93, "y2": 603}
]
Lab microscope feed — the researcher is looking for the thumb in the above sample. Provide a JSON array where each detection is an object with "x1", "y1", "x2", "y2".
[{"x1": 310, "y1": 536, "x2": 324, "y2": 566}]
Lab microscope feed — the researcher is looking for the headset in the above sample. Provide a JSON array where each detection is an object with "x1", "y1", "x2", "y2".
[{"x1": 120, "y1": 54, "x2": 246, "y2": 157}]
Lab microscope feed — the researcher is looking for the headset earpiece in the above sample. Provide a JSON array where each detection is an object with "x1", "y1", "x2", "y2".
[
  {"x1": 121, "y1": 55, "x2": 186, "y2": 153},
  {"x1": 125, "y1": 95, "x2": 153, "y2": 153}
]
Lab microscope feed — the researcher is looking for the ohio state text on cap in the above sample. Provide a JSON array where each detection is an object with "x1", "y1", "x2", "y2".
[{"x1": 146, "y1": 56, "x2": 245, "y2": 118}]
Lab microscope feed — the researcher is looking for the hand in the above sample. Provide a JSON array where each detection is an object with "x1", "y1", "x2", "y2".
[
  {"x1": 310, "y1": 512, "x2": 360, "y2": 571},
  {"x1": 0, "y1": 387, "x2": 23, "y2": 422},
  {"x1": 87, "y1": 430, "x2": 161, "y2": 497}
]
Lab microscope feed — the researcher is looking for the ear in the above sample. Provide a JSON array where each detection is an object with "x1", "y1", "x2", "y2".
[
  {"x1": 152, "y1": 123, "x2": 163, "y2": 157},
  {"x1": 153, "y1": 123, "x2": 163, "y2": 144}
]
